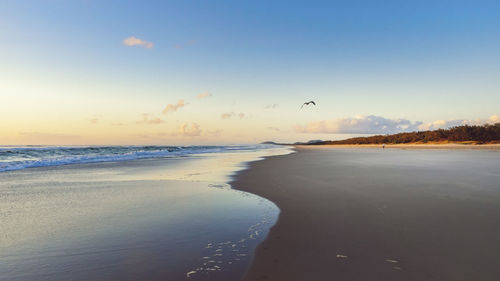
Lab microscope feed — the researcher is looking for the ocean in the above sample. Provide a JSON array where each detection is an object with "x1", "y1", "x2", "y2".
[
  {"x1": 0, "y1": 145, "x2": 278, "y2": 172},
  {"x1": 0, "y1": 144, "x2": 292, "y2": 281}
]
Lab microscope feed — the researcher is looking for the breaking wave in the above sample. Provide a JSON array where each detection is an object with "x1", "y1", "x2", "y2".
[{"x1": 0, "y1": 144, "x2": 276, "y2": 172}]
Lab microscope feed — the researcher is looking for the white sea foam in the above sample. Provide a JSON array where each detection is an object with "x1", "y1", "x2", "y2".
[{"x1": 0, "y1": 144, "x2": 278, "y2": 172}]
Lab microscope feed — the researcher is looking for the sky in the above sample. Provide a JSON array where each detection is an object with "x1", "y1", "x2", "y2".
[{"x1": 1, "y1": 0, "x2": 499, "y2": 145}]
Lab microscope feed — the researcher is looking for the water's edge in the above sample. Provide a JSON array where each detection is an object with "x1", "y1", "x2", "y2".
[
  {"x1": 228, "y1": 147, "x2": 297, "y2": 281},
  {"x1": 0, "y1": 145, "x2": 294, "y2": 281}
]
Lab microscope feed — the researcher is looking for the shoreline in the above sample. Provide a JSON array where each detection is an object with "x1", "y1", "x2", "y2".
[
  {"x1": 232, "y1": 146, "x2": 500, "y2": 281},
  {"x1": 0, "y1": 148, "x2": 290, "y2": 281}
]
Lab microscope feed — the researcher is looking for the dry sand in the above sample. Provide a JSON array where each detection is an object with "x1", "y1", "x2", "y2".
[{"x1": 232, "y1": 146, "x2": 500, "y2": 281}]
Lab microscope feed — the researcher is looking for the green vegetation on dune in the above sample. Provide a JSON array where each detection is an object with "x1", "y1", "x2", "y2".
[{"x1": 311, "y1": 123, "x2": 500, "y2": 145}]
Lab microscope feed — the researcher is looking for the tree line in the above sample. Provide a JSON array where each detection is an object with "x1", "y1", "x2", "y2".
[{"x1": 311, "y1": 123, "x2": 500, "y2": 145}]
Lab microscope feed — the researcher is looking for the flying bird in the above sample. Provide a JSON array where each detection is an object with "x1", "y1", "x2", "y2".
[{"x1": 301, "y1": 101, "x2": 316, "y2": 109}]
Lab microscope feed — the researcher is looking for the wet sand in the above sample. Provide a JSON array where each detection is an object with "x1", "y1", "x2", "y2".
[
  {"x1": 232, "y1": 147, "x2": 500, "y2": 281},
  {"x1": 307, "y1": 143, "x2": 500, "y2": 150},
  {"x1": 0, "y1": 148, "x2": 291, "y2": 281}
]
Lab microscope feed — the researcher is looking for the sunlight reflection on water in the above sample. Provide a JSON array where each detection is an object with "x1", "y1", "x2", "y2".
[{"x1": 0, "y1": 146, "x2": 293, "y2": 281}]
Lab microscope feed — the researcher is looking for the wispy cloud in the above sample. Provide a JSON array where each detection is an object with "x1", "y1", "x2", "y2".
[
  {"x1": 137, "y1": 114, "x2": 165, "y2": 125},
  {"x1": 221, "y1": 112, "x2": 245, "y2": 119},
  {"x1": 294, "y1": 115, "x2": 422, "y2": 134},
  {"x1": 267, "y1": 126, "x2": 289, "y2": 133},
  {"x1": 178, "y1": 122, "x2": 202, "y2": 137},
  {"x1": 88, "y1": 115, "x2": 103, "y2": 125},
  {"x1": 205, "y1": 129, "x2": 223, "y2": 137},
  {"x1": 265, "y1": 104, "x2": 278, "y2": 109},
  {"x1": 221, "y1": 112, "x2": 234, "y2": 119},
  {"x1": 163, "y1": 99, "x2": 187, "y2": 114},
  {"x1": 156, "y1": 124, "x2": 220, "y2": 138},
  {"x1": 197, "y1": 92, "x2": 212, "y2": 99},
  {"x1": 123, "y1": 36, "x2": 154, "y2": 49}
]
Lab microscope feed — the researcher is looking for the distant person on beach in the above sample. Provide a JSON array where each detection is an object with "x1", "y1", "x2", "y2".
[{"x1": 382, "y1": 143, "x2": 385, "y2": 149}]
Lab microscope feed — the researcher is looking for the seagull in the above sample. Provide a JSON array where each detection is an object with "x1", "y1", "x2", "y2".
[{"x1": 301, "y1": 101, "x2": 316, "y2": 109}]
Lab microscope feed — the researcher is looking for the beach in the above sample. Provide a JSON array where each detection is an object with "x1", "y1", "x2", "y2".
[
  {"x1": 307, "y1": 143, "x2": 500, "y2": 150},
  {"x1": 0, "y1": 146, "x2": 290, "y2": 281},
  {"x1": 233, "y1": 146, "x2": 500, "y2": 281},
  {"x1": 4, "y1": 1, "x2": 500, "y2": 280}
]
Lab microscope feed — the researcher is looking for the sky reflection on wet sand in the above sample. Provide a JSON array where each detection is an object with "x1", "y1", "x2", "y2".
[{"x1": 0, "y1": 147, "x2": 292, "y2": 281}]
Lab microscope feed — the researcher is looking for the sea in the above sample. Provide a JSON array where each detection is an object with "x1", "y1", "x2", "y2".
[
  {"x1": 0, "y1": 144, "x2": 293, "y2": 281},
  {"x1": 0, "y1": 145, "x2": 281, "y2": 172}
]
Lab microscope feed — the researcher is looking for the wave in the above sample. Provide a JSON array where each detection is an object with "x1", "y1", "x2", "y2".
[{"x1": 0, "y1": 144, "x2": 276, "y2": 172}]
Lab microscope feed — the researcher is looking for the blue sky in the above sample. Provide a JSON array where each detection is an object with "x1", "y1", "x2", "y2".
[{"x1": 1, "y1": 0, "x2": 499, "y2": 144}]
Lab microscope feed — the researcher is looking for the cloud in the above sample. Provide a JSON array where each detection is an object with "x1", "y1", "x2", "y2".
[
  {"x1": 205, "y1": 129, "x2": 223, "y2": 137},
  {"x1": 163, "y1": 99, "x2": 187, "y2": 114},
  {"x1": 489, "y1": 115, "x2": 500, "y2": 123},
  {"x1": 294, "y1": 115, "x2": 423, "y2": 134},
  {"x1": 178, "y1": 122, "x2": 202, "y2": 137},
  {"x1": 295, "y1": 114, "x2": 500, "y2": 135},
  {"x1": 265, "y1": 104, "x2": 278, "y2": 109},
  {"x1": 267, "y1": 126, "x2": 289, "y2": 133},
  {"x1": 197, "y1": 92, "x2": 212, "y2": 99},
  {"x1": 88, "y1": 114, "x2": 104, "y2": 124},
  {"x1": 157, "y1": 124, "x2": 220, "y2": 138},
  {"x1": 221, "y1": 111, "x2": 245, "y2": 119},
  {"x1": 123, "y1": 36, "x2": 154, "y2": 49},
  {"x1": 221, "y1": 112, "x2": 234, "y2": 119},
  {"x1": 418, "y1": 114, "x2": 500, "y2": 130},
  {"x1": 417, "y1": 120, "x2": 464, "y2": 131},
  {"x1": 137, "y1": 113, "x2": 165, "y2": 125}
]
